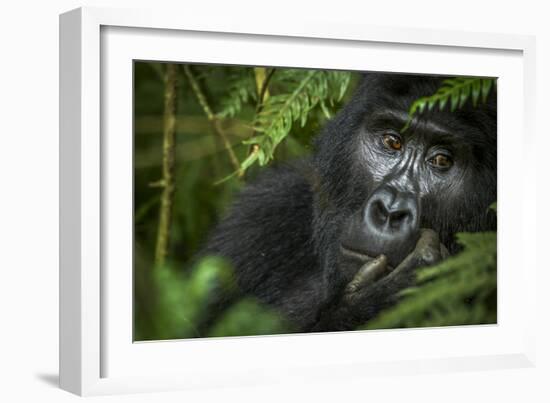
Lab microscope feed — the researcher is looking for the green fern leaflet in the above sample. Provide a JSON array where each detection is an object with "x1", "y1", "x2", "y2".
[
  {"x1": 402, "y1": 77, "x2": 497, "y2": 132},
  {"x1": 217, "y1": 70, "x2": 257, "y2": 119}
]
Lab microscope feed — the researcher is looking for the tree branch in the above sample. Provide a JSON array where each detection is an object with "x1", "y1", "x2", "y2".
[
  {"x1": 183, "y1": 65, "x2": 242, "y2": 176},
  {"x1": 154, "y1": 63, "x2": 178, "y2": 268}
]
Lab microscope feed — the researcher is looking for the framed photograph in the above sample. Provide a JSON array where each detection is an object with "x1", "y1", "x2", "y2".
[{"x1": 60, "y1": 6, "x2": 537, "y2": 396}]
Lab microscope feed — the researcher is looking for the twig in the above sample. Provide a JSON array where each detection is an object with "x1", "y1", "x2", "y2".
[
  {"x1": 243, "y1": 68, "x2": 276, "y2": 166},
  {"x1": 182, "y1": 65, "x2": 242, "y2": 175},
  {"x1": 154, "y1": 63, "x2": 178, "y2": 268},
  {"x1": 255, "y1": 67, "x2": 275, "y2": 108}
]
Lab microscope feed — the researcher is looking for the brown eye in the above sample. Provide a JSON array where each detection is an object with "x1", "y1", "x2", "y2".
[
  {"x1": 382, "y1": 134, "x2": 402, "y2": 151},
  {"x1": 429, "y1": 154, "x2": 453, "y2": 169}
]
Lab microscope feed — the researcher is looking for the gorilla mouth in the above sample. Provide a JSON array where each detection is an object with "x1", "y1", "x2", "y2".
[{"x1": 340, "y1": 229, "x2": 420, "y2": 268}]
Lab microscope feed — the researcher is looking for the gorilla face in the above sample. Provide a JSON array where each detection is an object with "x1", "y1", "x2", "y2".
[{"x1": 313, "y1": 74, "x2": 497, "y2": 284}]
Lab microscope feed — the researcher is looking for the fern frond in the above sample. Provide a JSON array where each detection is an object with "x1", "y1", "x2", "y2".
[
  {"x1": 217, "y1": 70, "x2": 257, "y2": 119},
  {"x1": 401, "y1": 77, "x2": 496, "y2": 132},
  {"x1": 238, "y1": 69, "x2": 351, "y2": 171}
]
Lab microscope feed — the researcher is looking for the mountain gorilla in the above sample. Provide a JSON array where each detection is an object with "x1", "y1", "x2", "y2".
[{"x1": 204, "y1": 73, "x2": 497, "y2": 332}]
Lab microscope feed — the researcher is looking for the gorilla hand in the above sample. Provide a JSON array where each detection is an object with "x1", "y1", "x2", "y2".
[
  {"x1": 344, "y1": 228, "x2": 446, "y2": 304},
  {"x1": 312, "y1": 229, "x2": 446, "y2": 331}
]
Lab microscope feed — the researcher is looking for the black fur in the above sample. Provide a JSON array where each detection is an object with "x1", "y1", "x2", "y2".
[{"x1": 203, "y1": 73, "x2": 497, "y2": 332}]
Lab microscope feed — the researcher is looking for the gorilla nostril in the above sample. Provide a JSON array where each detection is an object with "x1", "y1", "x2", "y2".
[
  {"x1": 371, "y1": 200, "x2": 388, "y2": 226},
  {"x1": 369, "y1": 199, "x2": 413, "y2": 231},
  {"x1": 388, "y1": 210, "x2": 410, "y2": 230}
]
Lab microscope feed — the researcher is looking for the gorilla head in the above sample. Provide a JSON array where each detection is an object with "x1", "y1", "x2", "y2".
[{"x1": 312, "y1": 73, "x2": 497, "y2": 284}]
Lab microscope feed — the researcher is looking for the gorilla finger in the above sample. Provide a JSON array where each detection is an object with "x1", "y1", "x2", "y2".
[
  {"x1": 389, "y1": 230, "x2": 442, "y2": 277},
  {"x1": 414, "y1": 228, "x2": 443, "y2": 266},
  {"x1": 388, "y1": 250, "x2": 420, "y2": 277},
  {"x1": 416, "y1": 228, "x2": 440, "y2": 250},
  {"x1": 345, "y1": 255, "x2": 388, "y2": 294}
]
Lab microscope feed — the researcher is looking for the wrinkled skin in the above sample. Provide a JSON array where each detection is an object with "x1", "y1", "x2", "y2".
[{"x1": 202, "y1": 73, "x2": 497, "y2": 332}]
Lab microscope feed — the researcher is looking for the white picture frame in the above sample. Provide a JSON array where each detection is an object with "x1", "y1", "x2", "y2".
[{"x1": 59, "y1": 6, "x2": 537, "y2": 396}]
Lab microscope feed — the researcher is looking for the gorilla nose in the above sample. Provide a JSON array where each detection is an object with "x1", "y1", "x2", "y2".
[
  {"x1": 366, "y1": 188, "x2": 416, "y2": 232},
  {"x1": 341, "y1": 186, "x2": 420, "y2": 267},
  {"x1": 360, "y1": 187, "x2": 420, "y2": 266}
]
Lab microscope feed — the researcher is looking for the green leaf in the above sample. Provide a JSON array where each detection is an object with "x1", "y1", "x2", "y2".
[
  {"x1": 208, "y1": 299, "x2": 292, "y2": 337},
  {"x1": 439, "y1": 96, "x2": 448, "y2": 111},
  {"x1": 418, "y1": 101, "x2": 427, "y2": 114},
  {"x1": 471, "y1": 79, "x2": 481, "y2": 107},
  {"x1": 320, "y1": 100, "x2": 332, "y2": 119},
  {"x1": 450, "y1": 88, "x2": 460, "y2": 111},
  {"x1": 217, "y1": 70, "x2": 257, "y2": 118},
  {"x1": 401, "y1": 77, "x2": 496, "y2": 132},
  {"x1": 482, "y1": 78, "x2": 494, "y2": 103},
  {"x1": 459, "y1": 82, "x2": 471, "y2": 108},
  {"x1": 151, "y1": 256, "x2": 237, "y2": 339},
  {"x1": 148, "y1": 256, "x2": 293, "y2": 339}
]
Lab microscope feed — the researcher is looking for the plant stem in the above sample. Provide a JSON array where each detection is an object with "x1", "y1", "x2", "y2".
[
  {"x1": 154, "y1": 63, "x2": 178, "y2": 268},
  {"x1": 254, "y1": 67, "x2": 272, "y2": 103},
  {"x1": 244, "y1": 68, "x2": 275, "y2": 169},
  {"x1": 183, "y1": 65, "x2": 242, "y2": 175}
]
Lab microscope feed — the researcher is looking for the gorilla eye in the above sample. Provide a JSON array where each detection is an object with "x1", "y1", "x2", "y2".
[
  {"x1": 428, "y1": 154, "x2": 453, "y2": 169},
  {"x1": 382, "y1": 134, "x2": 402, "y2": 151}
]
